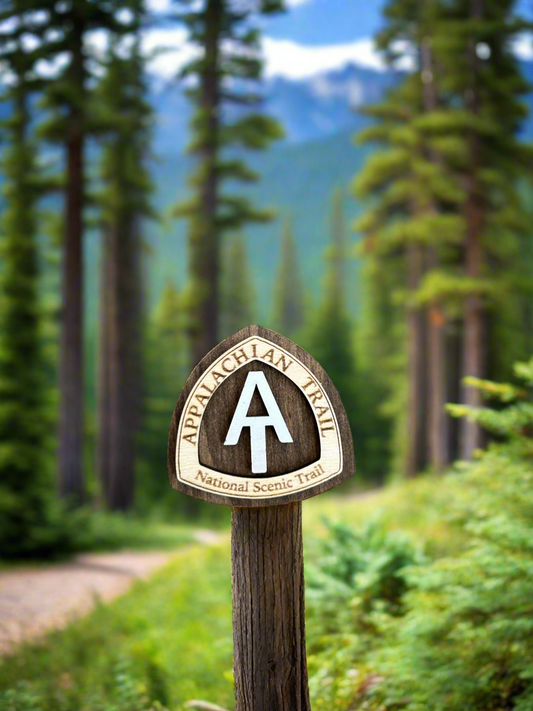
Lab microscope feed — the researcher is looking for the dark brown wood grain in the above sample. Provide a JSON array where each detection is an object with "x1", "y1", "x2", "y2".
[
  {"x1": 168, "y1": 324, "x2": 356, "y2": 507},
  {"x1": 231, "y1": 503, "x2": 311, "y2": 711},
  {"x1": 199, "y1": 360, "x2": 320, "y2": 477}
]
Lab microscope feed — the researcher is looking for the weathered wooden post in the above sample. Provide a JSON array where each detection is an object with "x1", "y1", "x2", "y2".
[{"x1": 168, "y1": 325, "x2": 355, "y2": 711}]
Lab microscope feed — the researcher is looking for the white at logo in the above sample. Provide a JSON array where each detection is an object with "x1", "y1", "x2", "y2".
[{"x1": 224, "y1": 371, "x2": 293, "y2": 474}]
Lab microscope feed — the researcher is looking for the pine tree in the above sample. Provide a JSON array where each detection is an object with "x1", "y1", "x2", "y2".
[
  {"x1": 304, "y1": 190, "x2": 359, "y2": 456},
  {"x1": 271, "y1": 215, "x2": 305, "y2": 337},
  {"x1": 355, "y1": 0, "x2": 532, "y2": 474},
  {"x1": 173, "y1": 0, "x2": 284, "y2": 365},
  {"x1": 0, "y1": 30, "x2": 65, "y2": 556},
  {"x1": 36, "y1": 0, "x2": 139, "y2": 502},
  {"x1": 220, "y1": 233, "x2": 255, "y2": 338},
  {"x1": 140, "y1": 281, "x2": 200, "y2": 515},
  {"x1": 96, "y1": 34, "x2": 153, "y2": 511},
  {"x1": 433, "y1": 0, "x2": 533, "y2": 459}
]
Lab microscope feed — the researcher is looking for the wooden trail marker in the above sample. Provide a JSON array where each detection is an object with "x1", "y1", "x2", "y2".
[{"x1": 168, "y1": 325, "x2": 355, "y2": 711}]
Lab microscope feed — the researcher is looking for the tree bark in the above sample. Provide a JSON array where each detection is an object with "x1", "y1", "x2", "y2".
[
  {"x1": 58, "y1": 20, "x2": 85, "y2": 502},
  {"x1": 405, "y1": 243, "x2": 429, "y2": 478},
  {"x1": 421, "y1": 39, "x2": 450, "y2": 472},
  {"x1": 231, "y1": 504, "x2": 311, "y2": 711},
  {"x1": 191, "y1": 0, "x2": 222, "y2": 366},
  {"x1": 460, "y1": 0, "x2": 486, "y2": 460},
  {"x1": 97, "y1": 226, "x2": 112, "y2": 502},
  {"x1": 427, "y1": 301, "x2": 449, "y2": 472},
  {"x1": 99, "y1": 215, "x2": 142, "y2": 511}
]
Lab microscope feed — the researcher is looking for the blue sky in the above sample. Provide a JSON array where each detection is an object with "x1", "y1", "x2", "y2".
[
  {"x1": 141, "y1": 0, "x2": 533, "y2": 82},
  {"x1": 263, "y1": 0, "x2": 385, "y2": 45}
]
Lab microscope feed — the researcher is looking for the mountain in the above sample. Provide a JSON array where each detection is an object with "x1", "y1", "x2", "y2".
[
  {"x1": 150, "y1": 62, "x2": 397, "y2": 153},
  {"x1": 85, "y1": 59, "x2": 533, "y2": 324}
]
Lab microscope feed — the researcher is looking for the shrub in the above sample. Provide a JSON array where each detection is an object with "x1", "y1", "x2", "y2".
[
  {"x1": 369, "y1": 357, "x2": 533, "y2": 710},
  {"x1": 306, "y1": 519, "x2": 422, "y2": 711}
]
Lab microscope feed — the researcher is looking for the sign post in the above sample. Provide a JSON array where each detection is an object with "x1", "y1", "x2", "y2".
[{"x1": 168, "y1": 325, "x2": 355, "y2": 711}]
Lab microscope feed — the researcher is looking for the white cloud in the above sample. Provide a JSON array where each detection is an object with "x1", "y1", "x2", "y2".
[
  {"x1": 132, "y1": 29, "x2": 393, "y2": 83},
  {"x1": 514, "y1": 32, "x2": 533, "y2": 61},
  {"x1": 141, "y1": 26, "x2": 197, "y2": 80},
  {"x1": 262, "y1": 37, "x2": 390, "y2": 79}
]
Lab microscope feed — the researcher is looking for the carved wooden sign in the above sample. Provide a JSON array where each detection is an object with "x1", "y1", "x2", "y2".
[
  {"x1": 168, "y1": 324, "x2": 355, "y2": 711},
  {"x1": 168, "y1": 325, "x2": 355, "y2": 507}
]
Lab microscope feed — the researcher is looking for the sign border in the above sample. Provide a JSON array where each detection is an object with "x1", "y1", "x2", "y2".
[{"x1": 168, "y1": 325, "x2": 356, "y2": 507}]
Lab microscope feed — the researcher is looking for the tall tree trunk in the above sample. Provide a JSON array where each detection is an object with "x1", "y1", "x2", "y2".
[
  {"x1": 421, "y1": 37, "x2": 450, "y2": 472},
  {"x1": 447, "y1": 320, "x2": 462, "y2": 462},
  {"x1": 460, "y1": 0, "x2": 486, "y2": 460},
  {"x1": 99, "y1": 215, "x2": 141, "y2": 511},
  {"x1": 190, "y1": 0, "x2": 221, "y2": 366},
  {"x1": 427, "y1": 300, "x2": 449, "y2": 471},
  {"x1": 405, "y1": 243, "x2": 429, "y2": 478},
  {"x1": 58, "y1": 23, "x2": 85, "y2": 502},
  {"x1": 97, "y1": 226, "x2": 112, "y2": 502}
]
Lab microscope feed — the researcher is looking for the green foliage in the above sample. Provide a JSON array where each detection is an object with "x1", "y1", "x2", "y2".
[
  {"x1": 172, "y1": 0, "x2": 284, "y2": 349},
  {"x1": 0, "y1": 546, "x2": 233, "y2": 711},
  {"x1": 307, "y1": 520, "x2": 422, "y2": 630},
  {"x1": 306, "y1": 519, "x2": 422, "y2": 711},
  {"x1": 220, "y1": 233, "x2": 255, "y2": 338},
  {"x1": 0, "y1": 659, "x2": 171, "y2": 711},
  {"x1": 271, "y1": 215, "x2": 305, "y2": 337},
  {"x1": 139, "y1": 282, "x2": 191, "y2": 515},
  {"x1": 0, "y1": 42, "x2": 73, "y2": 558},
  {"x1": 355, "y1": 0, "x2": 533, "y2": 471},
  {"x1": 305, "y1": 189, "x2": 388, "y2": 480},
  {"x1": 360, "y1": 358, "x2": 533, "y2": 710}
]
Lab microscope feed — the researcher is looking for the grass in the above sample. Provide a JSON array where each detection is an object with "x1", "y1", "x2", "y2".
[
  {"x1": 304, "y1": 474, "x2": 468, "y2": 558},
  {"x1": 0, "y1": 544, "x2": 234, "y2": 710},
  {"x1": 0, "y1": 475, "x2": 466, "y2": 710}
]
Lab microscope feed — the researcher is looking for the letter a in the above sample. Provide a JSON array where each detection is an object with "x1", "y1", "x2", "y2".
[{"x1": 224, "y1": 371, "x2": 293, "y2": 474}]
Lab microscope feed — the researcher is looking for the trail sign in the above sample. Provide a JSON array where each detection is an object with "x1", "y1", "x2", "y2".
[
  {"x1": 168, "y1": 325, "x2": 355, "y2": 711},
  {"x1": 168, "y1": 325, "x2": 354, "y2": 507}
]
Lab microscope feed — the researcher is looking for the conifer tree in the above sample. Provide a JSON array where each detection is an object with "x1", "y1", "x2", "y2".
[
  {"x1": 272, "y1": 215, "x2": 305, "y2": 337},
  {"x1": 356, "y1": 0, "x2": 532, "y2": 475},
  {"x1": 140, "y1": 282, "x2": 199, "y2": 514},
  {"x1": 36, "y1": 0, "x2": 139, "y2": 502},
  {"x1": 434, "y1": 0, "x2": 532, "y2": 458},
  {"x1": 0, "y1": 31, "x2": 65, "y2": 556},
  {"x1": 220, "y1": 234, "x2": 255, "y2": 338},
  {"x1": 305, "y1": 190, "x2": 359, "y2": 450},
  {"x1": 96, "y1": 34, "x2": 153, "y2": 511},
  {"x1": 173, "y1": 0, "x2": 284, "y2": 365}
]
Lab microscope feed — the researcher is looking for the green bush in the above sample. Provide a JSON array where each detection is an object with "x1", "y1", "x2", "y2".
[
  {"x1": 367, "y1": 358, "x2": 533, "y2": 710},
  {"x1": 0, "y1": 659, "x2": 170, "y2": 711},
  {"x1": 306, "y1": 519, "x2": 422, "y2": 711}
]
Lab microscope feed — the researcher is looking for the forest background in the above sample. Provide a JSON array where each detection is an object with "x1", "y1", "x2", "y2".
[
  {"x1": 5, "y1": 0, "x2": 533, "y2": 536},
  {"x1": 2, "y1": 0, "x2": 533, "y2": 708}
]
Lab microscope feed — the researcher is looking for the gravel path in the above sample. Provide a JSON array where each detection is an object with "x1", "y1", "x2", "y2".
[{"x1": 0, "y1": 530, "x2": 221, "y2": 655}]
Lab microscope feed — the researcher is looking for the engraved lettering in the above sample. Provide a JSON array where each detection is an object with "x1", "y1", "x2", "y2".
[
  {"x1": 274, "y1": 355, "x2": 293, "y2": 372},
  {"x1": 222, "y1": 357, "x2": 236, "y2": 373},
  {"x1": 262, "y1": 348, "x2": 275, "y2": 364},
  {"x1": 302, "y1": 377, "x2": 315, "y2": 391},
  {"x1": 308, "y1": 389, "x2": 323, "y2": 404},
  {"x1": 232, "y1": 348, "x2": 249, "y2": 365}
]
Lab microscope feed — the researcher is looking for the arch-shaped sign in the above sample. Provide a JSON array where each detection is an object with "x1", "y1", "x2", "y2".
[{"x1": 168, "y1": 325, "x2": 355, "y2": 506}]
